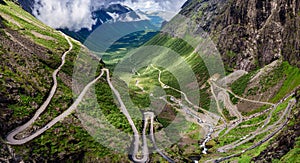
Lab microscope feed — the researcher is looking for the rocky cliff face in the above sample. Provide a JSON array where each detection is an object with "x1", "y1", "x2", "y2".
[{"x1": 180, "y1": 0, "x2": 300, "y2": 71}]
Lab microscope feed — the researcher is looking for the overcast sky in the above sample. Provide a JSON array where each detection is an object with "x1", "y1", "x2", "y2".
[{"x1": 33, "y1": 0, "x2": 187, "y2": 31}]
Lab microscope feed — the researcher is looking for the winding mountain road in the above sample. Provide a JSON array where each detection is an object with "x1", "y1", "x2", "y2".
[
  {"x1": 209, "y1": 98, "x2": 296, "y2": 163},
  {"x1": 151, "y1": 65, "x2": 221, "y2": 123},
  {"x1": 104, "y1": 68, "x2": 149, "y2": 163},
  {"x1": 5, "y1": 34, "x2": 296, "y2": 163},
  {"x1": 106, "y1": 69, "x2": 174, "y2": 163},
  {"x1": 208, "y1": 80, "x2": 226, "y2": 121},
  {"x1": 211, "y1": 81, "x2": 275, "y2": 106},
  {"x1": 5, "y1": 34, "x2": 105, "y2": 145},
  {"x1": 145, "y1": 112, "x2": 174, "y2": 163},
  {"x1": 148, "y1": 65, "x2": 297, "y2": 162},
  {"x1": 150, "y1": 65, "x2": 226, "y2": 154},
  {"x1": 6, "y1": 33, "x2": 73, "y2": 145},
  {"x1": 217, "y1": 98, "x2": 295, "y2": 153},
  {"x1": 4, "y1": 48, "x2": 171, "y2": 162}
]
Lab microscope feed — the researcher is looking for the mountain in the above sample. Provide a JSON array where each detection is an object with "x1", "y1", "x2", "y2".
[
  {"x1": 61, "y1": 5, "x2": 161, "y2": 43},
  {"x1": 1, "y1": 0, "x2": 299, "y2": 162},
  {"x1": 180, "y1": 0, "x2": 300, "y2": 71},
  {"x1": 92, "y1": 4, "x2": 150, "y2": 24},
  {"x1": 135, "y1": 9, "x2": 166, "y2": 28},
  {"x1": 144, "y1": 10, "x2": 177, "y2": 22},
  {"x1": 16, "y1": 1, "x2": 163, "y2": 43}
]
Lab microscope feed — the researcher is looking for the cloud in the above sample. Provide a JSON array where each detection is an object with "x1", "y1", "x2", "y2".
[
  {"x1": 121, "y1": 0, "x2": 186, "y2": 12},
  {"x1": 32, "y1": 0, "x2": 187, "y2": 31},
  {"x1": 33, "y1": 0, "x2": 96, "y2": 31},
  {"x1": 121, "y1": 0, "x2": 186, "y2": 20}
]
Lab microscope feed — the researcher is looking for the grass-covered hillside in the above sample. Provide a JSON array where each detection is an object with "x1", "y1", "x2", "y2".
[{"x1": 0, "y1": 0, "x2": 129, "y2": 162}]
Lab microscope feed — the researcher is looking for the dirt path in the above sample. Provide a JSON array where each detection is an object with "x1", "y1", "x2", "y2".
[{"x1": 211, "y1": 81, "x2": 275, "y2": 106}]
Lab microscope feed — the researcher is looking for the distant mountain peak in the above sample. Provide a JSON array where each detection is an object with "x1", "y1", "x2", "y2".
[{"x1": 105, "y1": 3, "x2": 133, "y2": 14}]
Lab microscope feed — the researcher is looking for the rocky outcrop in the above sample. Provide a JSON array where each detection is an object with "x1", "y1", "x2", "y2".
[{"x1": 180, "y1": 0, "x2": 300, "y2": 71}]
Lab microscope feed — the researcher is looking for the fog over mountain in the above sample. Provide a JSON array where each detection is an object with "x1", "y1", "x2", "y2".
[{"x1": 32, "y1": 0, "x2": 186, "y2": 31}]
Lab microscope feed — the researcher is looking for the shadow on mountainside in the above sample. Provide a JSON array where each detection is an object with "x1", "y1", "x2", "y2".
[{"x1": 0, "y1": 0, "x2": 7, "y2": 5}]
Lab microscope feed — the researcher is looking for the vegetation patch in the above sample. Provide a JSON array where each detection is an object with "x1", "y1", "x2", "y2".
[
  {"x1": 271, "y1": 62, "x2": 300, "y2": 102},
  {"x1": 231, "y1": 72, "x2": 255, "y2": 96}
]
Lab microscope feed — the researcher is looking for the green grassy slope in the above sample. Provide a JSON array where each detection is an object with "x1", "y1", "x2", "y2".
[{"x1": 0, "y1": 1, "x2": 128, "y2": 162}]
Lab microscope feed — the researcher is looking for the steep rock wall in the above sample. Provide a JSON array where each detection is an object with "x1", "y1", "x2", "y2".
[{"x1": 180, "y1": 0, "x2": 300, "y2": 71}]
